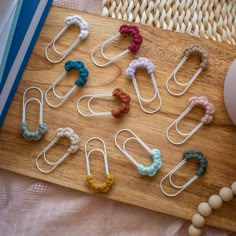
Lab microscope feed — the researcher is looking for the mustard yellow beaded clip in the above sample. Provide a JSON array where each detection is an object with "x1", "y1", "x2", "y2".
[{"x1": 85, "y1": 137, "x2": 114, "y2": 193}]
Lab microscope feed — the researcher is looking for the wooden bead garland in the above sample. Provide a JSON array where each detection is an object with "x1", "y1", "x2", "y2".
[{"x1": 188, "y1": 181, "x2": 236, "y2": 236}]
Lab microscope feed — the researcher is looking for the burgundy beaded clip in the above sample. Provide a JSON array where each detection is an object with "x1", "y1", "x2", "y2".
[{"x1": 91, "y1": 24, "x2": 143, "y2": 67}]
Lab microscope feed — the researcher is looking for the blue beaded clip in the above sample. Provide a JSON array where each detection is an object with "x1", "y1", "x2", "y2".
[
  {"x1": 160, "y1": 150, "x2": 208, "y2": 197},
  {"x1": 20, "y1": 87, "x2": 48, "y2": 141},
  {"x1": 115, "y1": 129, "x2": 162, "y2": 176},
  {"x1": 45, "y1": 60, "x2": 89, "y2": 108}
]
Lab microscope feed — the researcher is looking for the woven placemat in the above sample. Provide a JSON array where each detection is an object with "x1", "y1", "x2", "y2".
[{"x1": 102, "y1": 0, "x2": 236, "y2": 45}]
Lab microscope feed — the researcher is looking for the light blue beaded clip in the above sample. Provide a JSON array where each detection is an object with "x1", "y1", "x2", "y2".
[
  {"x1": 45, "y1": 60, "x2": 89, "y2": 108},
  {"x1": 21, "y1": 87, "x2": 48, "y2": 141},
  {"x1": 115, "y1": 129, "x2": 162, "y2": 176}
]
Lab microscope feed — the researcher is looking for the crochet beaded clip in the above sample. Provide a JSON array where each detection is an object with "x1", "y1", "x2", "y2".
[
  {"x1": 91, "y1": 24, "x2": 143, "y2": 67},
  {"x1": 35, "y1": 128, "x2": 80, "y2": 173},
  {"x1": 84, "y1": 137, "x2": 114, "y2": 193},
  {"x1": 166, "y1": 96, "x2": 215, "y2": 145},
  {"x1": 20, "y1": 87, "x2": 48, "y2": 141},
  {"x1": 45, "y1": 60, "x2": 89, "y2": 108},
  {"x1": 126, "y1": 57, "x2": 162, "y2": 114},
  {"x1": 45, "y1": 15, "x2": 89, "y2": 64},
  {"x1": 160, "y1": 150, "x2": 208, "y2": 197},
  {"x1": 77, "y1": 88, "x2": 131, "y2": 118},
  {"x1": 115, "y1": 129, "x2": 162, "y2": 176},
  {"x1": 166, "y1": 45, "x2": 208, "y2": 96}
]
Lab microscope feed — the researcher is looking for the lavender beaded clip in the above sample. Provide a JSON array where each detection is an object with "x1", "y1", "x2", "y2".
[
  {"x1": 126, "y1": 57, "x2": 162, "y2": 114},
  {"x1": 45, "y1": 15, "x2": 89, "y2": 63},
  {"x1": 36, "y1": 128, "x2": 79, "y2": 173},
  {"x1": 115, "y1": 129, "x2": 162, "y2": 176},
  {"x1": 167, "y1": 96, "x2": 215, "y2": 145},
  {"x1": 166, "y1": 44, "x2": 209, "y2": 96},
  {"x1": 21, "y1": 87, "x2": 48, "y2": 141}
]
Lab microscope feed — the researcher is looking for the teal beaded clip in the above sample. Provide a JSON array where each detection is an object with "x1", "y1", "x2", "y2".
[
  {"x1": 115, "y1": 129, "x2": 162, "y2": 176},
  {"x1": 45, "y1": 60, "x2": 89, "y2": 108},
  {"x1": 21, "y1": 87, "x2": 48, "y2": 141},
  {"x1": 160, "y1": 150, "x2": 208, "y2": 197}
]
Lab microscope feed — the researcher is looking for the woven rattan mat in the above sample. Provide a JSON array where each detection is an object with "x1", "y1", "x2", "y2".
[{"x1": 53, "y1": 0, "x2": 236, "y2": 45}]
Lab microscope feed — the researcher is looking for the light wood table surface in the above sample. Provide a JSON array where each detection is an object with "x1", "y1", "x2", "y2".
[{"x1": 0, "y1": 5, "x2": 236, "y2": 232}]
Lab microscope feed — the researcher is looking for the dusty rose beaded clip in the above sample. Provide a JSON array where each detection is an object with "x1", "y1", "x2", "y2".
[
  {"x1": 77, "y1": 88, "x2": 131, "y2": 118},
  {"x1": 167, "y1": 96, "x2": 215, "y2": 145},
  {"x1": 166, "y1": 44, "x2": 209, "y2": 96},
  {"x1": 91, "y1": 24, "x2": 143, "y2": 67}
]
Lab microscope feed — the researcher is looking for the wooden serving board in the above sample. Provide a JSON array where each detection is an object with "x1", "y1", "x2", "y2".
[{"x1": 0, "y1": 6, "x2": 236, "y2": 232}]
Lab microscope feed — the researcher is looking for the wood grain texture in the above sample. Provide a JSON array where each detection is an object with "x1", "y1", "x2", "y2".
[{"x1": 0, "y1": 6, "x2": 236, "y2": 232}]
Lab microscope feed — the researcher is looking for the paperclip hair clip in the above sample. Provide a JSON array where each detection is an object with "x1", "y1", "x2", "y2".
[
  {"x1": 91, "y1": 24, "x2": 143, "y2": 67},
  {"x1": 167, "y1": 96, "x2": 215, "y2": 145},
  {"x1": 166, "y1": 44, "x2": 209, "y2": 96},
  {"x1": 45, "y1": 15, "x2": 89, "y2": 63},
  {"x1": 85, "y1": 137, "x2": 114, "y2": 192},
  {"x1": 115, "y1": 129, "x2": 162, "y2": 176},
  {"x1": 126, "y1": 57, "x2": 161, "y2": 114},
  {"x1": 160, "y1": 150, "x2": 208, "y2": 197},
  {"x1": 36, "y1": 128, "x2": 79, "y2": 173},
  {"x1": 20, "y1": 87, "x2": 48, "y2": 141},
  {"x1": 45, "y1": 60, "x2": 89, "y2": 108},
  {"x1": 77, "y1": 88, "x2": 131, "y2": 118}
]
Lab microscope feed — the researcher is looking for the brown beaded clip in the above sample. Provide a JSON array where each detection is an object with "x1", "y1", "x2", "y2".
[
  {"x1": 77, "y1": 88, "x2": 131, "y2": 118},
  {"x1": 85, "y1": 137, "x2": 114, "y2": 193},
  {"x1": 166, "y1": 44, "x2": 209, "y2": 96}
]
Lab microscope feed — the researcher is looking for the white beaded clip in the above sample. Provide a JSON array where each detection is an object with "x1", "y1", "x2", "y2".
[
  {"x1": 36, "y1": 128, "x2": 79, "y2": 173},
  {"x1": 167, "y1": 96, "x2": 215, "y2": 145},
  {"x1": 20, "y1": 87, "x2": 48, "y2": 141},
  {"x1": 126, "y1": 58, "x2": 161, "y2": 114},
  {"x1": 115, "y1": 129, "x2": 162, "y2": 176},
  {"x1": 91, "y1": 24, "x2": 143, "y2": 67},
  {"x1": 166, "y1": 45, "x2": 208, "y2": 96},
  {"x1": 160, "y1": 151, "x2": 208, "y2": 197},
  {"x1": 45, "y1": 15, "x2": 89, "y2": 63}
]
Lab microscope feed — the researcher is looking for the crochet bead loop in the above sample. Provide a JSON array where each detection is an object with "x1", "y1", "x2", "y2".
[
  {"x1": 64, "y1": 15, "x2": 89, "y2": 39},
  {"x1": 21, "y1": 87, "x2": 48, "y2": 141},
  {"x1": 85, "y1": 174, "x2": 114, "y2": 192},
  {"x1": 183, "y1": 151, "x2": 208, "y2": 176},
  {"x1": 45, "y1": 15, "x2": 89, "y2": 64},
  {"x1": 85, "y1": 137, "x2": 114, "y2": 193},
  {"x1": 35, "y1": 127, "x2": 80, "y2": 174},
  {"x1": 126, "y1": 57, "x2": 155, "y2": 78},
  {"x1": 137, "y1": 149, "x2": 162, "y2": 176},
  {"x1": 119, "y1": 24, "x2": 143, "y2": 52},
  {"x1": 64, "y1": 60, "x2": 89, "y2": 87},
  {"x1": 111, "y1": 88, "x2": 131, "y2": 118},
  {"x1": 183, "y1": 44, "x2": 208, "y2": 69},
  {"x1": 45, "y1": 60, "x2": 89, "y2": 108},
  {"x1": 160, "y1": 150, "x2": 208, "y2": 197},
  {"x1": 188, "y1": 96, "x2": 215, "y2": 124}
]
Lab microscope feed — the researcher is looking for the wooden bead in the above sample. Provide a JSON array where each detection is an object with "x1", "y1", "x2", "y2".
[
  {"x1": 208, "y1": 194, "x2": 223, "y2": 209},
  {"x1": 231, "y1": 181, "x2": 236, "y2": 195},
  {"x1": 219, "y1": 187, "x2": 234, "y2": 202},
  {"x1": 192, "y1": 213, "x2": 205, "y2": 228},
  {"x1": 198, "y1": 202, "x2": 212, "y2": 217},
  {"x1": 188, "y1": 224, "x2": 202, "y2": 236}
]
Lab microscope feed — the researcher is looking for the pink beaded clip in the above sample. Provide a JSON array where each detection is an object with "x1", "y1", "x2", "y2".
[
  {"x1": 167, "y1": 96, "x2": 215, "y2": 145},
  {"x1": 166, "y1": 44, "x2": 209, "y2": 96},
  {"x1": 91, "y1": 24, "x2": 143, "y2": 67},
  {"x1": 126, "y1": 57, "x2": 161, "y2": 114}
]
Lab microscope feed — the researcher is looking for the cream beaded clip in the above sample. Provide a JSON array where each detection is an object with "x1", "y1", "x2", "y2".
[
  {"x1": 45, "y1": 15, "x2": 89, "y2": 63},
  {"x1": 36, "y1": 128, "x2": 79, "y2": 173},
  {"x1": 166, "y1": 45, "x2": 208, "y2": 96}
]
